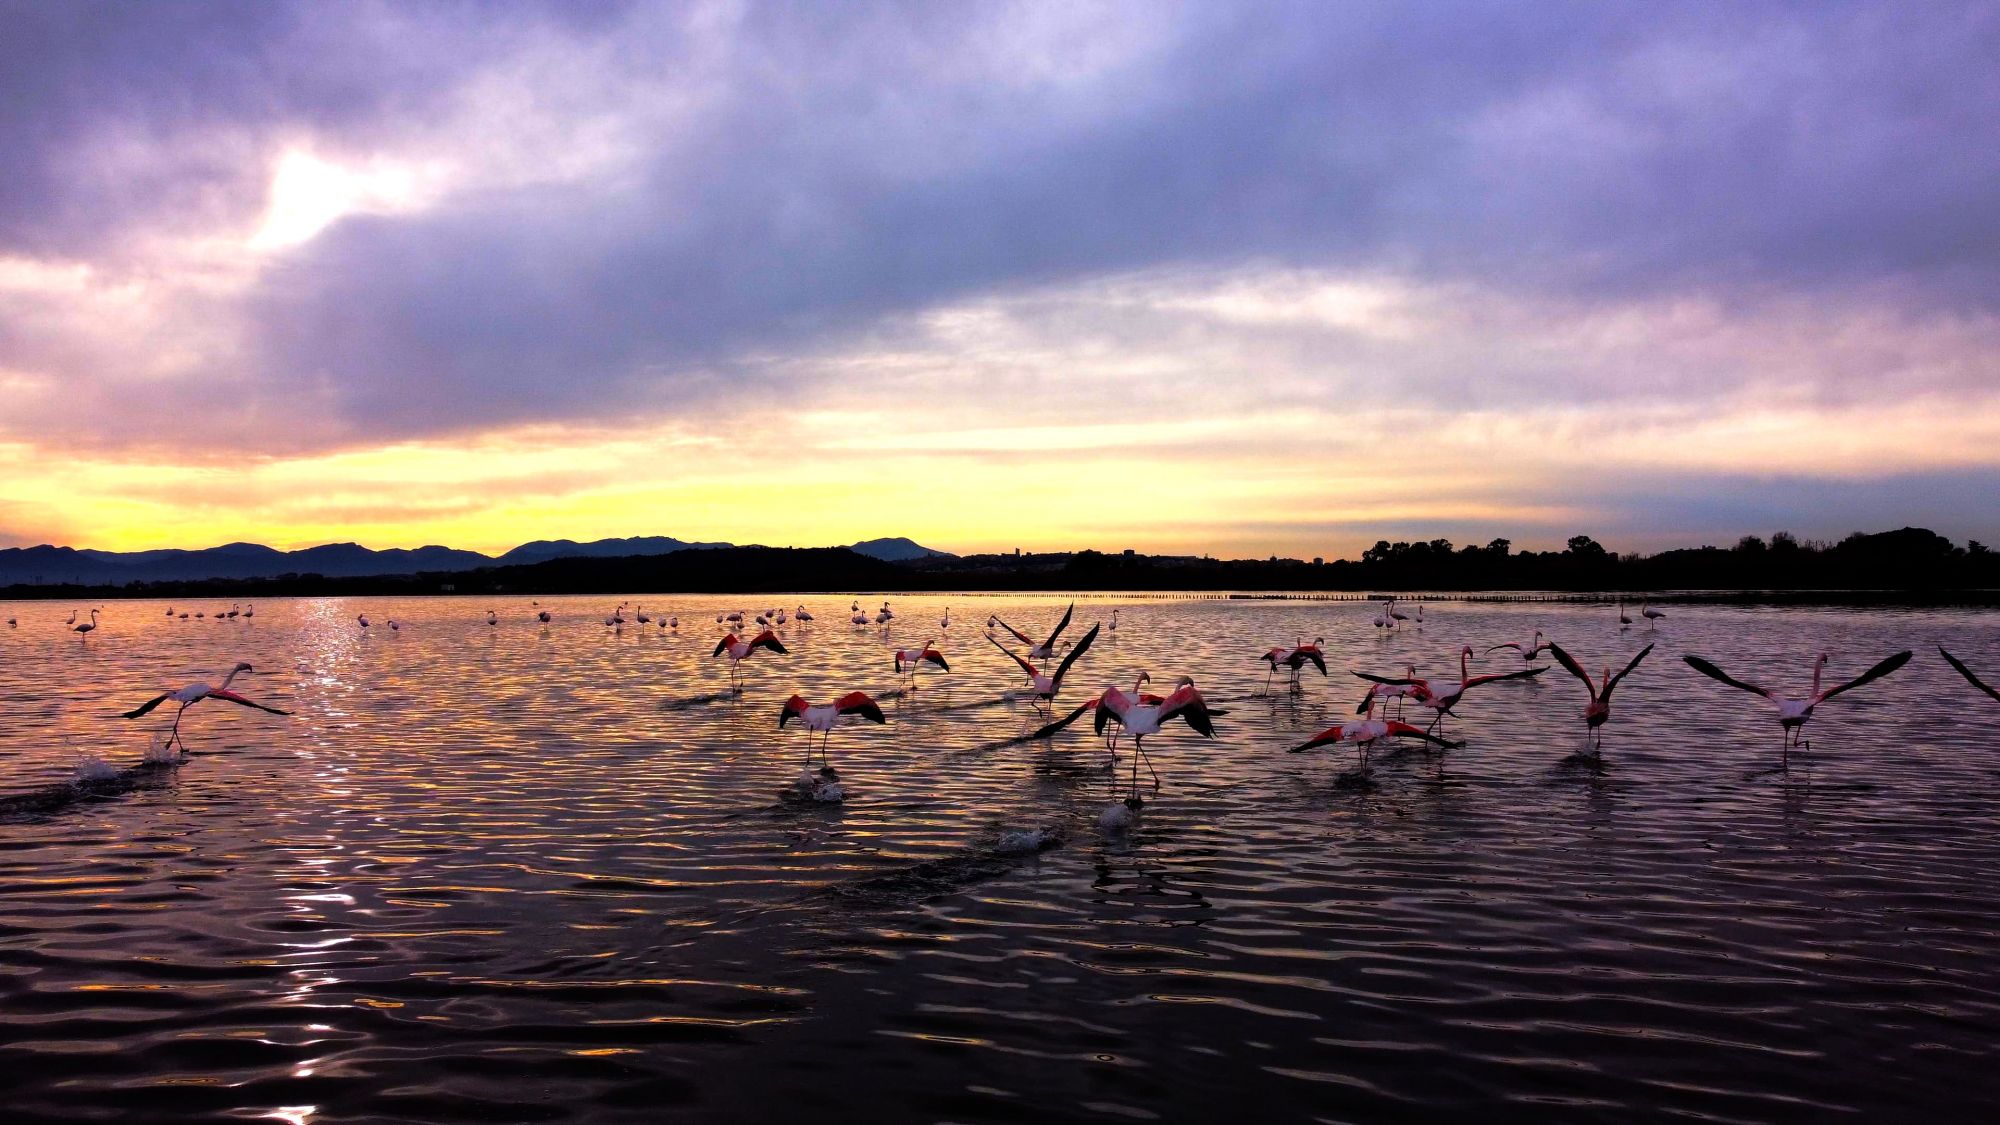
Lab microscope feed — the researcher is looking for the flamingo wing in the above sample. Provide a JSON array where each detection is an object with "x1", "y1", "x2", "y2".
[
  {"x1": 777, "y1": 695, "x2": 810, "y2": 728},
  {"x1": 121, "y1": 693, "x2": 172, "y2": 719},
  {"x1": 1040, "y1": 602, "x2": 1075, "y2": 649},
  {"x1": 1485, "y1": 643, "x2": 1524, "y2": 654},
  {"x1": 1030, "y1": 698, "x2": 1098, "y2": 740},
  {"x1": 1158, "y1": 684, "x2": 1216, "y2": 737},
  {"x1": 1461, "y1": 666, "x2": 1548, "y2": 690},
  {"x1": 1048, "y1": 623, "x2": 1100, "y2": 691},
  {"x1": 1815, "y1": 650, "x2": 1912, "y2": 703},
  {"x1": 1546, "y1": 642, "x2": 1597, "y2": 697},
  {"x1": 923, "y1": 650, "x2": 950, "y2": 672},
  {"x1": 1092, "y1": 686, "x2": 1134, "y2": 736},
  {"x1": 985, "y1": 633, "x2": 1040, "y2": 679},
  {"x1": 1939, "y1": 647, "x2": 2000, "y2": 704},
  {"x1": 748, "y1": 629, "x2": 789, "y2": 655},
  {"x1": 1384, "y1": 721, "x2": 1462, "y2": 750},
  {"x1": 1601, "y1": 644, "x2": 1655, "y2": 704},
  {"x1": 712, "y1": 635, "x2": 737, "y2": 657},
  {"x1": 834, "y1": 691, "x2": 887, "y2": 723},
  {"x1": 205, "y1": 689, "x2": 291, "y2": 716},
  {"x1": 988, "y1": 616, "x2": 1035, "y2": 646},
  {"x1": 1301, "y1": 649, "x2": 1327, "y2": 676},
  {"x1": 1682, "y1": 655, "x2": 1772, "y2": 700},
  {"x1": 1352, "y1": 670, "x2": 1423, "y2": 686},
  {"x1": 1288, "y1": 723, "x2": 1352, "y2": 753}
]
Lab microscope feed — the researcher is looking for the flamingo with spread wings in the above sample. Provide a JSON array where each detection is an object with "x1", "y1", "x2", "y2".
[
  {"x1": 1547, "y1": 642, "x2": 1654, "y2": 755},
  {"x1": 892, "y1": 639, "x2": 950, "y2": 690},
  {"x1": 988, "y1": 623, "x2": 1099, "y2": 711},
  {"x1": 989, "y1": 603, "x2": 1075, "y2": 660},
  {"x1": 1258, "y1": 637, "x2": 1326, "y2": 695},
  {"x1": 1289, "y1": 699, "x2": 1459, "y2": 770},
  {"x1": 1487, "y1": 630, "x2": 1551, "y2": 662},
  {"x1": 121, "y1": 663, "x2": 291, "y2": 752},
  {"x1": 1683, "y1": 649, "x2": 1911, "y2": 764},
  {"x1": 1094, "y1": 675, "x2": 1217, "y2": 797},
  {"x1": 778, "y1": 691, "x2": 887, "y2": 766},
  {"x1": 713, "y1": 629, "x2": 788, "y2": 691},
  {"x1": 1353, "y1": 646, "x2": 1547, "y2": 737}
]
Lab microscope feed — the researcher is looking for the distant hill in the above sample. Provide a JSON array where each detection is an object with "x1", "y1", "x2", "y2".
[
  {"x1": 0, "y1": 533, "x2": 952, "y2": 585},
  {"x1": 848, "y1": 537, "x2": 956, "y2": 562}
]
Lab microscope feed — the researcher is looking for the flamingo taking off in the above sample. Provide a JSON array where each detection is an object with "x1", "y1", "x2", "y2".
[
  {"x1": 988, "y1": 623, "x2": 1100, "y2": 711},
  {"x1": 1487, "y1": 630, "x2": 1551, "y2": 662},
  {"x1": 989, "y1": 603, "x2": 1076, "y2": 661},
  {"x1": 1683, "y1": 649, "x2": 1912, "y2": 765},
  {"x1": 713, "y1": 629, "x2": 788, "y2": 691},
  {"x1": 778, "y1": 691, "x2": 887, "y2": 766},
  {"x1": 1547, "y1": 642, "x2": 1654, "y2": 756},
  {"x1": 1354, "y1": 646, "x2": 1547, "y2": 737},
  {"x1": 1258, "y1": 636, "x2": 1326, "y2": 695},
  {"x1": 1939, "y1": 648, "x2": 2000, "y2": 704},
  {"x1": 1093, "y1": 675, "x2": 1218, "y2": 798},
  {"x1": 1289, "y1": 699, "x2": 1459, "y2": 770},
  {"x1": 892, "y1": 639, "x2": 950, "y2": 690},
  {"x1": 1356, "y1": 663, "x2": 1423, "y2": 720},
  {"x1": 121, "y1": 662, "x2": 290, "y2": 752},
  {"x1": 1032, "y1": 673, "x2": 1164, "y2": 760}
]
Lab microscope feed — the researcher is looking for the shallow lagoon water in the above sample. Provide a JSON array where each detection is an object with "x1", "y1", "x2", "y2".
[{"x1": 2, "y1": 593, "x2": 1998, "y2": 1122}]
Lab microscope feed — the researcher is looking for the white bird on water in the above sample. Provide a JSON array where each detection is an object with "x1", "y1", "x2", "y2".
[{"x1": 121, "y1": 662, "x2": 291, "y2": 752}]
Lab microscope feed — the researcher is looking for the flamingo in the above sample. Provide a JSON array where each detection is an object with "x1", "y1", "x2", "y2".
[
  {"x1": 1093, "y1": 675, "x2": 1217, "y2": 798},
  {"x1": 64, "y1": 610, "x2": 76, "y2": 626},
  {"x1": 939, "y1": 606, "x2": 951, "y2": 631},
  {"x1": 537, "y1": 605, "x2": 553, "y2": 623},
  {"x1": 1642, "y1": 601, "x2": 1666, "y2": 626},
  {"x1": 243, "y1": 604, "x2": 254, "y2": 619},
  {"x1": 778, "y1": 691, "x2": 887, "y2": 767},
  {"x1": 1257, "y1": 636, "x2": 1327, "y2": 695},
  {"x1": 667, "y1": 616, "x2": 679, "y2": 633},
  {"x1": 795, "y1": 605, "x2": 814, "y2": 623},
  {"x1": 1388, "y1": 599, "x2": 1410, "y2": 627},
  {"x1": 713, "y1": 628, "x2": 788, "y2": 691},
  {"x1": 486, "y1": 610, "x2": 498, "y2": 626},
  {"x1": 1356, "y1": 663, "x2": 1423, "y2": 720},
  {"x1": 121, "y1": 663, "x2": 290, "y2": 752},
  {"x1": 1289, "y1": 699, "x2": 1459, "y2": 770},
  {"x1": 1938, "y1": 648, "x2": 2000, "y2": 704},
  {"x1": 1486, "y1": 630, "x2": 1551, "y2": 662},
  {"x1": 1616, "y1": 599, "x2": 1634, "y2": 629},
  {"x1": 1109, "y1": 608, "x2": 1121, "y2": 632},
  {"x1": 358, "y1": 614, "x2": 370, "y2": 629},
  {"x1": 1683, "y1": 649, "x2": 1912, "y2": 765},
  {"x1": 1032, "y1": 672, "x2": 1164, "y2": 759},
  {"x1": 636, "y1": 605, "x2": 652, "y2": 624},
  {"x1": 987, "y1": 623, "x2": 1100, "y2": 712},
  {"x1": 388, "y1": 619, "x2": 400, "y2": 631},
  {"x1": 892, "y1": 639, "x2": 950, "y2": 690},
  {"x1": 74, "y1": 609, "x2": 99, "y2": 637},
  {"x1": 1354, "y1": 646, "x2": 1547, "y2": 737},
  {"x1": 989, "y1": 603, "x2": 1075, "y2": 661},
  {"x1": 6, "y1": 616, "x2": 14, "y2": 627},
  {"x1": 165, "y1": 606, "x2": 175, "y2": 616},
  {"x1": 1547, "y1": 642, "x2": 1654, "y2": 756},
  {"x1": 226, "y1": 604, "x2": 240, "y2": 619}
]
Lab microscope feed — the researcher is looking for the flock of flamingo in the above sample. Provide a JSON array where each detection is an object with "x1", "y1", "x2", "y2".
[{"x1": 11, "y1": 595, "x2": 1999, "y2": 830}]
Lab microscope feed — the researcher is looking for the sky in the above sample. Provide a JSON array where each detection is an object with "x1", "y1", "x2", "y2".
[{"x1": 2, "y1": 0, "x2": 1997, "y2": 560}]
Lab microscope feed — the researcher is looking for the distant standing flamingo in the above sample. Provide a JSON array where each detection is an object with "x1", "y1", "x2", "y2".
[
  {"x1": 1683, "y1": 650, "x2": 1912, "y2": 764},
  {"x1": 486, "y1": 610, "x2": 498, "y2": 626},
  {"x1": 74, "y1": 609, "x2": 99, "y2": 637},
  {"x1": 714, "y1": 629, "x2": 788, "y2": 691},
  {"x1": 1616, "y1": 599, "x2": 1633, "y2": 629},
  {"x1": 1547, "y1": 642, "x2": 1654, "y2": 756},
  {"x1": 1642, "y1": 601, "x2": 1666, "y2": 627},
  {"x1": 121, "y1": 662, "x2": 290, "y2": 752},
  {"x1": 1939, "y1": 648, "x2": 2000, "y2": 703}
]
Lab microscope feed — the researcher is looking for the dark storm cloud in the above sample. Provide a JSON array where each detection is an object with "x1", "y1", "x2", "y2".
[{"x1": 3, "y1": 0, "x2": 1996, "y2": 440}]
